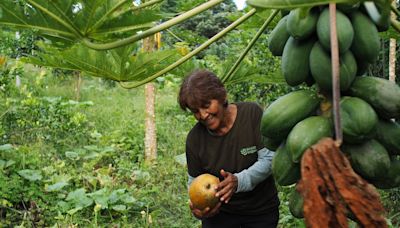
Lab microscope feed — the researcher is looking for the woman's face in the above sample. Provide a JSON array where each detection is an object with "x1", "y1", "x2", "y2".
[{"x1": 191, "y1": 99, "x2": 225, "y2": 131}]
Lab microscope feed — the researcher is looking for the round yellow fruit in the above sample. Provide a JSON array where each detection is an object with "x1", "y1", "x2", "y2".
[{"x1": 188, "y1": 173, "x2": 220, "y2": 210}]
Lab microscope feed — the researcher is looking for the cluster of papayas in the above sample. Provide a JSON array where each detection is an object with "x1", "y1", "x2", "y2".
[{"x1": 264, "y1": 1, "x2": 400, "y2": 218}]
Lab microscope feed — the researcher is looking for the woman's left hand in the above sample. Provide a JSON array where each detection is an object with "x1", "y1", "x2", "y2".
[{"x1": 216, "y1": 169, "x2": 238, "y2": 204}]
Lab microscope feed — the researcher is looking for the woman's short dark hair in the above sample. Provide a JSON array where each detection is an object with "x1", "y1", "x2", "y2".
[{"x1": 178, "y1": 69, "x2": 227, "y2": 111}]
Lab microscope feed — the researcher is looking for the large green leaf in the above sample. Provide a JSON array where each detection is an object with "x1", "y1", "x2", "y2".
[
  {"x1": 247, "y1": 0, "x2": 361, "y2": 9},
  {"x1": 0, "y1": 0, "x2": 161, "y2": 43},
  {"x1": 23, "y1": 42, "x2": 178, "y2": 84}
]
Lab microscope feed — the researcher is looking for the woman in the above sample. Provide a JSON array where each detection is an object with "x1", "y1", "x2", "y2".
[{"x1": 178, "y1": 70, "x2": 280, "y2": 228}]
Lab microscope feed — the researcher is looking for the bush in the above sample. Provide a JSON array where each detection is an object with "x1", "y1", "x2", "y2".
[{"x1": 1, "y1": 96, "x2": 93, "y2": 148}]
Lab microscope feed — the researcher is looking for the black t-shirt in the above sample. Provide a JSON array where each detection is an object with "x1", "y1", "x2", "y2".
[{"x1": 186, "y1": 102, "x2": 279, "y2": 215}]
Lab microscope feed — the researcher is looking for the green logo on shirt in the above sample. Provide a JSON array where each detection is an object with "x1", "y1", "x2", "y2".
[{"x1": 240, "y1": 146, "x2": 257, "y2": 155}]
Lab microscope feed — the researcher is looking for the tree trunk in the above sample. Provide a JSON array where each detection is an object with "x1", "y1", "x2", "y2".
[
  {"x1": 143, "y1": 34, "x2": 159, "y2": 162},
  {"x1": 389, "y1": 0, "x2": 397, "y2": 82}
]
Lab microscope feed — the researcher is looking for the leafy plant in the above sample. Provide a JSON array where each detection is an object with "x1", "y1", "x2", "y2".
[{"x1": 1, "y1": 96, "x2": 93, "y2": 147}]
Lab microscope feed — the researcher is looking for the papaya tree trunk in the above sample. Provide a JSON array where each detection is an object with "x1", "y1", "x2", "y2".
[
  {"x1": 389, "y1": 38, "x2": 396, "y2": 82},
  {"x1": 143, "y1": 34, "x2": 159, "y2": 162},
  {"x1": 389, "y1": 0, "x2": 397, "y2": 82}
]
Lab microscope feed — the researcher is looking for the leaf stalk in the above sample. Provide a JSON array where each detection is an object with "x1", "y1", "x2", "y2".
[
  {"x1": 119, "y1": 8, "x2": 257, "y2": 88},
  {"x1": 222, "y1": 9, "x2": 279, "y2": 83},
  {"x1": 83, "y1": 0, "x2": 224, "y2": 50}
]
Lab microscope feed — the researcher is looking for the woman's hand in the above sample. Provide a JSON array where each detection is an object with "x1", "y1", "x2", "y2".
[
  {"x1": 216, "y1": 169, "x2": 238, "y2": 204},
  {"x1": 189, "y1": 200, "x2": 222, "y2": 219}
]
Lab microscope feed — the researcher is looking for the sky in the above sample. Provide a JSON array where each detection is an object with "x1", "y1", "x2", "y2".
[{"x1": 233, "y1": 0, "x2": 247, "y2": 10}]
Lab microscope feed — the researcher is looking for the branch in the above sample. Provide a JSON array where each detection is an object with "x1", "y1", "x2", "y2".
[{"x1": 391, "y1": 18, "x2": 400, "y2": 33}]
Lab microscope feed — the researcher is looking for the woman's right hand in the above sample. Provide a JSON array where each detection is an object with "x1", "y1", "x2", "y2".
[{"x1": 189, "y1": 200, "x2": 222, "y2": 219}]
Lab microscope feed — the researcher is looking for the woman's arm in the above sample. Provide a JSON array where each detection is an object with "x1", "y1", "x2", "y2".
[
  {"x1": 188, "y1": 148, "x2": 275, "y2": 192},
  {"x1": 234, "y1": 148, "x2": 275, "y2": 192}
]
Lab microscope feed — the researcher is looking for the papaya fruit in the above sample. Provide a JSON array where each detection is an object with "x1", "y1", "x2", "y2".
[
  {"x1": 349, "y1": 76, "x2": 400, "y2": 119},
  {"x1": 261, "y1": 90, "x2": 321, "y2": 140},
  {"x1": 317, "y1": 8, "x2": 354, "y2": 53},
  {"x1": 268, "y1": 15, "x2": 290, "y2": 56},
  {"x1": 350, "y1": 11, "x2": 380, "y2": 63},
  {"x1": 282, "y1": 37, "x2": 315, "y2": 86},
  {"x1": 342, "y1": 139, "x2": 391, "y2": 181},
  {"x1": 271, "y1": 143, "x2": 300, "y2": 186},
  {"x1": 309, "y1": 42, "x2": 357, "y2": 92},
  {"x1": 287, "y1": 116, "x2": 333, "y2": 163},
  {"x1": 369, "y1": 159, "x2": 400, "y2": 189},
  {"x1": 375, "y1": 119, "x2": 400, "y2": 155},
  {"x1": 340, "y1": 96, "x2": 378, "y2": 144},
  {"x1": 286, "y1": 7, "x2": 319, "y2": 40},
  {"x1": 289, "y1": 187, "x2": 304, "y2": 219}
]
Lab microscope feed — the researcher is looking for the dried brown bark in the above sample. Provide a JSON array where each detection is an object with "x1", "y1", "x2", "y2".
[{"x1": 297, "y1": 138, "x2": 387, "y2": 228}]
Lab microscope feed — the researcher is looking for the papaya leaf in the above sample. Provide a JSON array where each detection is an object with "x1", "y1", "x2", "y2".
[
  {"x1": 22, "y1": 42, "x2": 178, "y2": 83},
  {"x1": 246, "y1": 0, "x2": 360, "y2": 9},
  {"x1": 0, "y1": 0, "x2": 162, "y2": 44}
]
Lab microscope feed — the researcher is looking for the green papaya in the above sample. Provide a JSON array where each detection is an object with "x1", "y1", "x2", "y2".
[
  {"x1": 350, "y1": 11, "x2": 380, "y2": 63},
  {"x1": 286, "y1": 7, "x2": 319, "y2": 40},
  {"x1": 268, "y1": 15, "x2": 290, "y2": 56},
  {"x1": 340, "y1": 96, "x2": 378, "y2": 144},
  {"x1": 349, "y1": 76, "x2": 400, "y2": 119},
  {"x1": 282, "y1": 37, "x2": 315, "y2": 86},
  {"x1": 309, "y1": 42, "x2": 357, "y2": 92},
  {"x1": 369, "y1": 159, "x2": 400, "y2": 189},
  {"x1": 375, "y1": 119, "x2": 400, "y2": 155},
  {"x1": 261, "y1": 90, "x2": 321, "y2": 140},
  {"x1": 317, "y1": 8, "x2": 354, "y2": 53},
  {"x1": 342, "y1": 139, "x2": 391, "y2": 180},
  {"x1": 272, "y1": 143, "x2": 301, "y2": 186},
  {"x1": 289, "y1": 187, "x2": 304, "y2": 219},
  {"x1": 287, "y1": 116, "x2": 333, "y2": 163}
]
